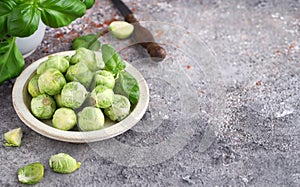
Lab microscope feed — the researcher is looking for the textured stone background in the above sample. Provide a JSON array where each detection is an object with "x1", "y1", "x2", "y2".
[{"x1": 0, "y1": 0, "x2": 300, "y2": 186}]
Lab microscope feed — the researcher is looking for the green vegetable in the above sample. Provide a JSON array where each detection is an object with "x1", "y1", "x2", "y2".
[
  {"x1": 77, "y1": 107, "x2": 105, "y2": 131},
  {"x1": 114, "y1": 71, "x2": 140, "y2": 105},
  {"x1": 82, "y1": 0, "x2": 95, "y2": 9},
  {"x1": 72, "y1": 33, "x2": 101, "y2": 51},
  {"x1": 109, "y1": 21, "x2": 134, "y2": 39},
  {"x1": 18, "y1": 162, "x2": 44, "y2": 185},
  {"x1": 4, "y1": 127, "x2": 22, "y2": 147},
  {"x1": 70, "y1": 47, "x2": 104, "y2": 71},
  {"x1": 54, "y1": 94, "x2": 64, "y2": 108},
  {"x1": 37, "y1": 55, "x2": 70, "y2": 74},
  {"x1": 94, "y1": 70, "x2": 115, "y2": 89},
  {"x1": 0, "y1": 0, "x2": 94, "y2": 85},
  {"x1": 49, "y1": 153, "x2": 81, "y2": 174},
  {"x1": 38, "y1": 68, "x2": 66, "y2": 96},
  {"x1": 60, "y1": 82, "x2": 88, "y2": 109},
  {"x1": 0, "y1": 37, "x2": 24, "y2": 85},
  {"x1": 104, "y1": 94, "x2": 131, "y2": 122},
  {"x1": 65, "y1": 62, "x2": 94, "y2": 88},
  {"x1": 52, "y1": 108, "x2": 77, "y2": 131},
  {"x1": 27, "y1": 74, "x2": 41, "y2": 98},
  {"x1": 31, "y1": 94, "x2": 56, "y2": 120},
  {"x1": 101, "y1": 44, "x2": 126, "y2": 75},
  {"x1": 90, "y1": 85, "x2": 114, "y2": 108}
]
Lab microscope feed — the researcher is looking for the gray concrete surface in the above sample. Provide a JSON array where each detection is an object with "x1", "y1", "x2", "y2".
[{"x1": 1, "y1": 0, "x2": 300, "y2": 186}]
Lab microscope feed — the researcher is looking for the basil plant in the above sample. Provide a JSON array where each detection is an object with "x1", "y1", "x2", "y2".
[{"x1": 0, "y1": 0, "x2": 95, "y2": 84}]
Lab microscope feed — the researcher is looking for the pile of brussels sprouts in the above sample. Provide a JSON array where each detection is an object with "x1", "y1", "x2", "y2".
[{"x1": 27, "y1": 45, "x2": 139, "y2": 131}]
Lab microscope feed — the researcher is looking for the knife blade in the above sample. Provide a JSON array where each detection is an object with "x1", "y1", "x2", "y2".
[{"x1": 110, "y1": 0, "x2": 166, "y2": 62}]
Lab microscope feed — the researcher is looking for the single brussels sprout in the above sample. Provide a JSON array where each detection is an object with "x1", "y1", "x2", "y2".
[
  {"x1": 27, "y1": 74, "x2": 41, "y2": 97},
  {"x1": 4, "y1": 127, "x2": 22, "y2": 147},
  {"x1": 31, "y1": 94, "x2": 56, "y2": 119},
  {"x1": 90, "y1": 85, "x2": 114, "y2": 108},
  {"x1": 65, "y1": 62, "x2": 93, "y2": 88},
  {"x1": 36, "y1": 61, "x2": 47, "y2": 75},
  {"x1": 38, "y1": 68, "x2": 66, "y2": 96},
  {"x1": 77, "y1": 107, "x2": 105, "y2": 131},
  {"x1": 109, "y1": 21, "x2": 134, "y2": 39},
  {"x1": 37, "y1": 55, "x2": 70, "y2": 74},
  {"x1": 61, "y1": 82, "x2": 88, "y2": 109},
  {"x1": 52, "y1": 108, "x2": 77, "y2": 131},
  {"x1": 54, "y1": 94, "x2": 64, "y2": 108},
  {"x1": 18, "y1": 162, "x2": 44, "y2": 185},
  {"x1": 49, "y1": 153, "x2": 81, "y2": 174},
  {"x1": 94, "y1": 70, "x2": 115, "y2": 89},
  {"x1": 70, "y1": 47, "x2": 104, "y2": 71},
  {"x1": 104, "y1": 94, "x2": 131, "y2": 121}
]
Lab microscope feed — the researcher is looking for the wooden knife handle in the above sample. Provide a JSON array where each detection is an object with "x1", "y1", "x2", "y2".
[{"x1": 125, "y1": 14, "x2": 166, "y2": 62}]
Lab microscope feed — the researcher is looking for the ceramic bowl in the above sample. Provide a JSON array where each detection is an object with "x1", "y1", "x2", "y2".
[{"x1": 12, "y1": 51, "x2": 149, "y2": 143}]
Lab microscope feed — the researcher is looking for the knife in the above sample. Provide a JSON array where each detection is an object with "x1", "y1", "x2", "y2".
[{"x1": 110, "y1": 0, "x2": 166, "y2": 62}]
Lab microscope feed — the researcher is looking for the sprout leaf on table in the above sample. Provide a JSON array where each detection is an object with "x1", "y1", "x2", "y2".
[{"x1": 49, "y1": 153, "x2": 81, "y2": 174}]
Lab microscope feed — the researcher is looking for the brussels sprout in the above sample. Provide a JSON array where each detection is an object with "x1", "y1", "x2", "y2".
[
  {"x1": 61, "y1": 82, "x2": 88, "y2": 109},
  {"x1": 90, "y1": 85, "x2": 114, "y2": 108},
  {"x1": 4, "y1": 127, "x2": 22, "y2": 147},
  {"x1": 49, "y1": 153, "x2": 81, "y2": 174},
  {"x1": 54, "y1": 94, "x2": 64, "y2": 108},
  {"x1": 37, "y1": 56, "x2": 70, "y2": 74},
  {"x1": 36, "y1": 61, "x2": 47, "y2": 75},
  {"x1": 31, "y1": 94, "x2": 56, "y2": 119},
  {"x1": 109, "y1": 21, "x2": 134, "y2": 39},
  {"x1": 65, "y1": 62, "x2": 93, "y2": 88},
  {"x1": 18, "y1": 162, "x2": 44, "y2": 184},
  {"x1": 104, "y1": 94, "x2": 131, "y2": 121},
  {"x1": 52, "y1": 108, "x2": 77, "y2": 131},
  {"x1": 77, "y1": 107, "x2": 105, "y2": 131},
  {"x1": 70, "y1": 47, "x2": 104, "y2": 71},
  {"x1": 27, "y1": 74, "x2": 41, "y2": 97},
  {"x1": 94, "y1": 70, "x2": 115, "y2": 89},
  {"x1": 38, "y1": 68, "x2": 66, "y2": 96}
]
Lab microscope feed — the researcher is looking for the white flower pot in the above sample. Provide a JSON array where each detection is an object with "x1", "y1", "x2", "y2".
[{"x1": 16, "y1": 21, "x2": 46, "y2": 58}]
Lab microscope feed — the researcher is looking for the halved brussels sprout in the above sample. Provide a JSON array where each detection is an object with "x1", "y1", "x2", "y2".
[
  {"x1": 38, "y1": 68, "x2": 66, "y2": 96},
  {"x1": 18, "y1": 162, "x2": 44, "y2": 184},
  {"x1": 31, "y1": 94, "x2": 56, "y2": 120},
  {"x1": 61, "y1": 82, "x2": 88, "y2": 109},
  {"x1": 90, "y1": 85, "x2": 114, "y2": 108},
  {"x1": 109, "y1": 21, "x2": 134, "y2": 39},
  {"x1": 52, "y1": 108, "x2": 77, "y2": 131},
  {"x1": 4, "y1": 127, "x2": 22, "y2": 147},
  {"x1": 37, "y1": 55, "x2": 69, "y2": 74},
  {"x1": 77, "y1": 107, "x2": 105, "y2": 131},
  {"x1": 70, "y1": 47, "x2": 104, "y2": 71},
  {"x1": 94, "y1": 70, "x2": 115, "y2": 89},
  {"x1": 65, "y1": 62, "x2": 93, "y2": 88},
  {"x1": 104, "y1": 94, "x2": 131, "y2": 121},
  {"x1": 27, "y1": 74, "x2": 41, "y2": 98},
  {"x1": 49, "y1": 153, "x2": 81, "y2": 174}
]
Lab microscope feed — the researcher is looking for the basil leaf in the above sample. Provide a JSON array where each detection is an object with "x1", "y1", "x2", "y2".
[
  {"x1": 0, "y1": 16, "x2": 8, "y2": 39},
  {"x1": 82, "y1": 0, "x2": 95, "y2": 9},
  {"x1": 102, "y1": 44, "x2": 126, "y2": 75},
  {"x1": 7, "y1": 3, "x2": 41, "y2": 37},
  {"x1": 0, "y1": 37, "x2": 25, "y2": 84},
  {"x1": 0, "y1": 0, "x2": 16, "y2": 16},
  {"x1": 72, "y1": 33, "x2": 100, "y2": 51},
  {"x1": 114, "y1": 71, "x2": 140, "y2": 105},
  {"x1": 38, "y1": 0, "x2": 86, "y2": 28}
]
